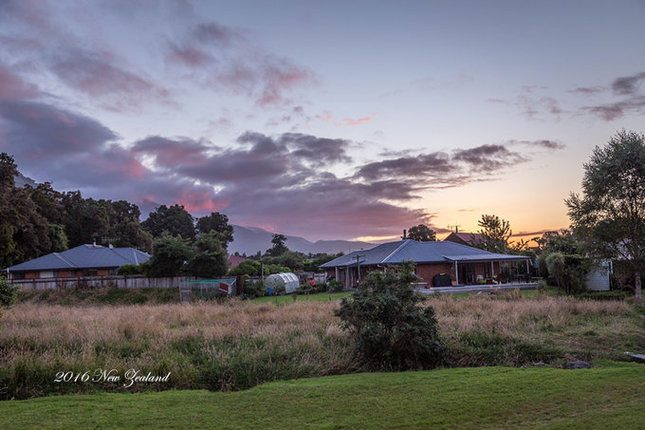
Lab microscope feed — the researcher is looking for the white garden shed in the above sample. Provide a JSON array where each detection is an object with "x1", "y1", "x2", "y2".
[{"x1": 265, "y1": 272, "x2": 300, "y2": 294}]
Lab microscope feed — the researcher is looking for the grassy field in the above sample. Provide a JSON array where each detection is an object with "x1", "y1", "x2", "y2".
[
  {"x1": 1, "y1": 291, "x2": 643, "y2": 400},
  {"x1": 1, "y1": 363, "x2": 643, "y2": 429}
]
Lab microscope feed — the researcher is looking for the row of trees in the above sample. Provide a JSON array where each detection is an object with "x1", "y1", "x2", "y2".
[
  {"x1": 121, "y1": 207, "x2": 235, "y2": 278},
  {"x1": 0, "y1": 152, "x2": 237, "y2": 278},
  {"x1": 0, "y1": 154, "x2": 153, "y2": 268}
]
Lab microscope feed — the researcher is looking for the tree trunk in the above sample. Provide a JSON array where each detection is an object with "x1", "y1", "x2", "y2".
[{"x1": 635, "y1": 270, "x2": 642, "y2": 300}]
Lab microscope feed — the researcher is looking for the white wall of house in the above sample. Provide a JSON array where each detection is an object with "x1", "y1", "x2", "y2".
[{"x1": 585, "y1": 260, "x2": 612, "y2": 291}]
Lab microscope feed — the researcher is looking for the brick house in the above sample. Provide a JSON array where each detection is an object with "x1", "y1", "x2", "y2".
[
  {"x1": 320, "y1": 239, "x2": 529, "y2": 289},
  {"x1": 443, "y1": 231, "x2": 485, "y2": 247},
  {"x1": 4, "y1": 244, "x2": 150, "y2": 280}
]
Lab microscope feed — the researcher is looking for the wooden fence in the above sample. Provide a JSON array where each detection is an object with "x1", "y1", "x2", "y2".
[{"x1": 10, "y1": 275, "x2": 202, "y2": 290}]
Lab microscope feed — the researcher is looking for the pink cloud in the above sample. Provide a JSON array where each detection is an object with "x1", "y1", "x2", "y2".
[
  {"x1": 165, "y1": 42, "x2": 214, "y2": 67},
  {"x1": 0, "y1": 64, "x2": 40, "y2": 100},
  {"x1": 52, "y1": 52, "x2": 172, "y2": 111},
  {"x1": 337, "y1": 113, "x2": 377, "y2": 127}
]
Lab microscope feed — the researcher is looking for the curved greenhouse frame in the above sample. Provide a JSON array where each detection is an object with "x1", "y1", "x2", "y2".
[{"x1": 264, "y1": 272, "x2": 299, "y2": 294}]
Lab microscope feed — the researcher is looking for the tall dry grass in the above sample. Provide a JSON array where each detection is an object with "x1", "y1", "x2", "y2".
[
  {"x1": 426, "y1": 295, "x2": 642, "y2": 365},
  {"x1": 0, "y1": 294, "x2": 642, "y2": 399}
]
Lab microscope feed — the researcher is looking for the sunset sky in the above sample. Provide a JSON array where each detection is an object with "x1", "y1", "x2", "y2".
[{"x1": 1, "y1": 0, "x2": 644, "y2": 242}]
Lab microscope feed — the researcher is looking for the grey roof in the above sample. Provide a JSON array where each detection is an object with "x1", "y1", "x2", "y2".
[
  {"x1": 320, "y1": 239, "x2": 527, "y2": 268},
  {"x1": 4, "y1": 244, "x2": 150, "y2": 272}
]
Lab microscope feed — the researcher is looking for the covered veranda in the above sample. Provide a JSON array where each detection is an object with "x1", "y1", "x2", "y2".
[{"x1": 444, "y1": 254, "x2": 533, "y2": 286}]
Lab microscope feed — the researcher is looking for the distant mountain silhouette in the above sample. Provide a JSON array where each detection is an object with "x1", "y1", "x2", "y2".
[{"x1": 229, "y1": 225, "x2": 376, "y2": 256}]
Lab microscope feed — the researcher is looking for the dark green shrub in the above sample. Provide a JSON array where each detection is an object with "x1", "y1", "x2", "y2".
[
  {"x1": 335, "y1": 262, "x2": 444, "y2": 370},
  {"x1": 243, "y1": 280, "x2": 265, "y2": 299},
  {"x1": 116, "y1": 264, "x2": 144, "y2": 276},
  {"x1": 545, "y1": 253, "x2": 591, "y2": 294},
  {"x1": 327, "y1": 279, "x2": 343, "y2": 292},
  {"x1": 0, "y1": 275, "x2": 19, "y2": 317}
]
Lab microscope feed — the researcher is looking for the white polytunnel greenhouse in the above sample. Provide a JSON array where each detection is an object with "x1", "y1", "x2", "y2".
[{"x1": 264, "y1": 272, "x2": 299, "y2": 295}]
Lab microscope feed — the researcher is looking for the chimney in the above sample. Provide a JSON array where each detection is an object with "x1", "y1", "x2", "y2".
[
  {"x1": 402, "y1": 229, "x2": 407, "y2": 240},
  {"x1": 455, "y1": 226, "x2": 459, "y2": 233}
]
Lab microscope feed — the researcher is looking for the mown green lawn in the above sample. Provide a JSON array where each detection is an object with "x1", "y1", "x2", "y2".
[
  {"x1": 249, "y1": 287, "x2": 548, "y2": 304},
  {"x1": 251, "y1": 291, "x2": 351, "y2": 304},
  {"x1": 1, "y1": 362, "x2": 643, "y2": 429}
]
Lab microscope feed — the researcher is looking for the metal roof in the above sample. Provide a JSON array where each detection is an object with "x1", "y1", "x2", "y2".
[
  {"x1": 320, "y1": 239, "x2": 528, "y2": 268},
  {"x1": 4, "y1": 244, "x2": 151, "y2": 272}
]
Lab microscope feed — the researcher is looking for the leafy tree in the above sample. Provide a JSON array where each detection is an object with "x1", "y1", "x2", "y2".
[
  {"x1": 186, "y1": 231, "x2": 229, "y2": 278},
  {"x1": 0, "y1": 153, "x2": 17, "y2": 195},
  {"x1": 60, "y1": 192, "x2": 110, "y2": 248},
  {"x1": 229, "y1": 259, "x2": 262, "y2": 276},
  {"x1": 142, "y1": 204, "x2": 195, "y2": 241},
  {"x1": 335, "y1": 262, "x2": 444, "y2": 370},
  {"x1": 103, "y1": 200, "x2": 152, "y2": 251},
  {"x1": 4, "y1": 187, "x2": 51, "y2": 264},
  {"x1": 263, "y1": 251, "x2": 305, "y2": 272},
  {"x1": 263, "y1": 264, "x2": 290, "y2": 275},
  {"x1": 303, "y1": 253, "x2": 341, "y2": 272},
  {"x1": 535, "y1": 230, "x2": 579, "y2": 255},
  {"x1": 566, "y1": 130, "x2": 645, "y2": 299},
  {"x1": 26, "y1": 182, "x2": 65, "y2": 225},
  {"x1": 0, "y1": 154, "x2": 50, "y2": 266},
  {"x1": 407, "y1": 224, "x2": 436, "y2": 241},
  {"x1": 544, "y1": 252, "x2": 590, "y2": 295},
  {"x1": 266, "y1": 233, "x2": 288, "y2": 257},
  {"x1": 196, "y1": 212, "x2": 234, "y2": 244},
  {"x1": 48, "y1": 224, "x2": 69, "y2": 252},
  {"x1": 476, "y1": 214, "x2": 512, "y2": 253},
  {"x1": 148, "y1": 233, "x2": 193, "y2": 277}
]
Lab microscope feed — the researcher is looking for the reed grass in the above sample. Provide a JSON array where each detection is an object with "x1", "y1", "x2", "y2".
[{"x1": 0, "y1": 294, "x2": 642, "y2": 399}]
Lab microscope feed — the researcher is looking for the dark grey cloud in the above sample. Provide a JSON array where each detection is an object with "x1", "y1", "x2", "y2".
[
  {"x1": 507, "y1": 139, "x2": 565, "y2": 150},
  {"x1": 582, "y1": 71, "x2": 645, "y2": 121},
  {"x1": 356, "y1": 152, "x2": 453, "y2": 181},
  {"x1": 355, "y1": 144, "x2": 528, "y2": 190},
  {"x1": 277, "y1": 133, "x2": 351, "y2": 165},
  {"x1": 0, "y1": 100, "x2": 117, "y2": 158},
  {"x1": 164, "y1": 21, "x2": 316, "y2": 107},
  {"x1": 453, "y1": 144, "x2": 526, "y2": 171},
  {"x1": 51, "y1": 51, "x2": 172, "y2": 111},
  {"x1": 612, "y1": 71, "x2": 645, "y2": 95},
  {"x1": 585, "y1": 97, "x2": 645, "y2": 121},
  {"x1": 193, "y1": 22, "x2": 244, "y2": 46},
  {"x1": 568, "y1": 86, "x2": 604, "y2": 95},
  {"x1": 0, "y1": 63, "x2": 41, "y2": 100}
]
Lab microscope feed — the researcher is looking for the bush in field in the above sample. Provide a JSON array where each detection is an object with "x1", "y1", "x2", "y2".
[
  {"x1": 336, "y1": 262, "x2": 444, "y2": 370},
  {"x1": 545, "y1": 252, "x2": 591, "y2": 294},
  {"x1": 0, "y1": 275, "x2": 19, "y2": 317},
  {"x1": 243, "y1": 280, "x2": 266, "y2": 299},
  {"x1": 327, "y1": 279, "x2": 344, "y2": 293}
]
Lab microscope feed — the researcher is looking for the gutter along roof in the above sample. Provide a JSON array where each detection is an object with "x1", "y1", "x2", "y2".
[{"x1": 320, "y1": 239, "x2": 528, "y2": 268}]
